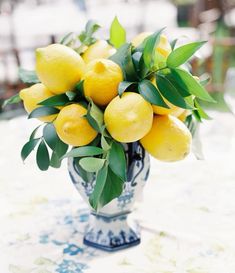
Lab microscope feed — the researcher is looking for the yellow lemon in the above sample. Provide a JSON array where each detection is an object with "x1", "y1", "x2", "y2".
[
  {"x1": 83, "y1": 58, "x2": 123, "y2": 107},
  {"x1": 82, "y1": 40, "x2": 116, "y2": 64},
  {"x1": 140, "y1": 115, "x2": 192, "y2": 162},
  {"x1": 19, "y1": 83, "x2": 57, "y2": 122},
  {"x1": 35, "y1": 44, "x2": 85, "y2": 94},
  {"x1": 131, "y1": 32, "x2": 172, "y2": 58},
  {"x1": 104, "y1": 92, "x2": 153, "y2": 143},
  {"x1": 54, "y1": 104, "x2": 97, "y2": 146},
  {"x1": 178, "y1": 110, "x2": 191, "y2": 122}
]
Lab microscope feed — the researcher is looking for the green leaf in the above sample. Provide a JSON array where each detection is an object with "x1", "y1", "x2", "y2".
[
  {"x1": 200, "y1": 76, "x2": 211, "y2": 86},
  {"x1": 2, "y1": 94, "x2": 22, "y2": 108},
  {"x1": 74, "y1": 158, "x2": 95, "y2": 182},
  {"x1": 118, "y1": 81, "x2": 135, "y2": 97},
  {"x1": 86, "y1": 100, "x2": 104, "y2": 132},
  {"x1": 110, "y1": 16, "x2": 126, "y2": 49},
  {"x1": 167, "y1": 41, "x2": 206, "y2": 68},
  {"x1": 62, "y1": 146, "x2": 104, "y2": 159},
  {"x1": 89, "y1": 164, "x2": 108, "y2": 210},
  {"x1": 79, "y1": 20, "x2": 100, "y2": 46},
  {"x1": 138, "y1": 79, "x2": 169, "y2": 108},
  {"x1": 66, "y1": 91, "x2": 77, "y2": 101},
  {"x1": 143, "y1": 29, "x2": 164, "y2": 69},
  {"x1": 21, "y1": 138, "x2": 40, "y2": 161},
  {"x1": 38, "y1": 94, "x2": 69, "y2": 107},
  {"x1": 170, "y1": 38, "x2": 178, "y2": 50},
  {"x1": 74, "y1": 80, "x2": 84, "y2": 99},
  {"x1": 60, "y1": 32, "x2": 74, "y2": 45},
  {"x1": 156, "y1": 74, "x2": 192, "y2": 109},
  {"x1": 43, "y1": 123, "x2": 58, "y2": 150},
  {"x1": 165, "y1": 73, "x2": 191, "y2": 97},
  {"x1": 18, "y1": 68, "x2": 40, "y2": 84},
  {"x1": 101, "y1": 135, "x2": 111, "y2": 151},
  {"x1": 108, "y1": 141, "x2": 127, "y2": 181},
  {"x1": 50, "y1": 139, "x2": 68, "y2": 168},
  {"x1": 184, "y1": 95, "x2": 195, "y2": 109},
  {"x1": 36, "y1": 140, "x2": 50, "y2": 171},
  {"x1": 171, "y1": 68, "x2": 216, "y2": 103},
  {"x1": 79, "y1": 157, "x2": 106, "y2": 173},
  {"x1": 29, "y1": 125, "x2": 42, "y2": 140},
  {"x1": 194, "y1": 99, "x2": 211, "y2": 120},
  {"x1": 28, "y1": 106, "x2": 59, "y2": 119},
  {"x1": 109, "y1": 43, "x2": 136, "y2": 81}
]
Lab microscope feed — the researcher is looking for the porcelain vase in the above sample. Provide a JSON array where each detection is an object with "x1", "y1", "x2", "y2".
[{"x1": 68, "y1": 142, "x2": 150, "y2": 252}]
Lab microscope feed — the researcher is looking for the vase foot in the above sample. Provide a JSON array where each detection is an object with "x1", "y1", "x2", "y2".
[{"x1": 83, "y1": 212, "x2": 141, "y2": 252}]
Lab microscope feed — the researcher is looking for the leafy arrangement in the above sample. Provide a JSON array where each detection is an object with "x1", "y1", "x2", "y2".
[{"x1": 4, "y1": 17, "x2": 214, "y2": 210}]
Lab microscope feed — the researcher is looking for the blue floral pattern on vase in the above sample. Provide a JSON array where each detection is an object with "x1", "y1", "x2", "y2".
[{"x1": 68, "y1": 142, "x2": 150, "y2": 252}]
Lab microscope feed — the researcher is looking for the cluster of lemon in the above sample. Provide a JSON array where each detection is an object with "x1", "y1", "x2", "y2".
[{"x1": 20, "y1": 32, "x2": 192, "y2": 162}]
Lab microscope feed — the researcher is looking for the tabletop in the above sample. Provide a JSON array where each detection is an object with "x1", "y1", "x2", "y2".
[{"x1": 1, "y1": 110, "x2": 235, "y2": 273}]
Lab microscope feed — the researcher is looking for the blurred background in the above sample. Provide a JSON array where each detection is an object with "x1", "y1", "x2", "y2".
[{"x1": 0, "y1": 0, "x2": 235, "y2": 118}]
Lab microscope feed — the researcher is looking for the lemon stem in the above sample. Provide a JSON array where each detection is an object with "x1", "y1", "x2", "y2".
[{"x1": 94, "y1": 61, "x2": 106, "y2": 73}]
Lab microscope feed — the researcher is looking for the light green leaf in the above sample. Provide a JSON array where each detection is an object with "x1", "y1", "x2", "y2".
[
  {"x1": 79, "y1": 157, "x2": 106, "y2": 173},
  {"x1": 38, "y1": 94, "x2": 68, "y2": 107},
  {"x1": 171, "y1": 68, "x2": 216, "y2": 103},
  {"x1": 36, "y1": 140, "x2": 50, "y2": 171},
  {"x1": 101, "y1": 135, "x2": 111, "y2": 151},
  {"x1": 156, "y1": 74, "x2": 192, "y2": 109},
  {"x1": 62, "y1": 146, "x2": 104, "y2": 159},
  {"x1": 86, "y1": 100, "x2": 104, "y2": 132},
  {"x1": 60, "y1": 32, "x2": 75, "y2": 45},
  {"x1": 110, "y1": 16, "x2": 126, "y2": 49},
  {"x1": 18, "y1": 68, "x2": 40, "y2": 84},
  {"x1": 2, "y1": 94, "x2": 22, "y2": 108},
  {"x1": 108, "y1": 141, "x2": 127, "y2": 181},
  {"x1": 138, "y1": 79, "x2": 169, "y2": 108},
  {"x1": 143, "y1": 29, "x2": 164, "y2": 69},
  {"x1": 167, "y1": 41, "x2": 206, "y2": 68},
  {"x1": 21, "y1": 138, "x2": 40, "y2": 161},
  {"x1": 194, "y1": 99, "x2": 212, "y2": 120},
  {"x1": 28, "y1": 106, "x2": 59, "y2": 119}
]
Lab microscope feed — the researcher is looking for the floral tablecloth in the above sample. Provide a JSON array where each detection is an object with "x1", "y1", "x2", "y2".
[{"x1": 1, "y1": 111, "x2": 235, "y2": 273}]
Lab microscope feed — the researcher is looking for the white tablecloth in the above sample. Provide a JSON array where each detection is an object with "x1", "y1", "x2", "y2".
[{"x1": 1, "y1": 111, "x2": 235, "y2": 273}]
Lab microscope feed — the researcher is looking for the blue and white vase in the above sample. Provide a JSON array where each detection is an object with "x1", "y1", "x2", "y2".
[{"x1": 68, "y1": 142, "x2": 150, "y2": 252}]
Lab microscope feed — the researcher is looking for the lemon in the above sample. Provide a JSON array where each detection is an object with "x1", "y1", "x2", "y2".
[
  {"x1": 131, "y1": 32, "x2": 172, "y2": 58},
  {"x1": 140, "y1": 115, "x2": 192, "y2": 162},
  {"x1": 82, "y1": 40, "x2": 116, "y2": 64},
  {"x1": 83, "y1": 58, "x2": 123, "y2": 107},
  {"x1": 104, "y1": 92, "x2": 153, "y2": 143},
  {"x1": 19, "y1": 83, "x2": 57, "y2": 122},
  {"x1": 54, "y1": 104, "x2": 97, "y2": 146},
  {"x1": 152, "y1": 99, "x2": 185, "y2": 117},
  {"x1": 35, "y1": 44, "x2": 85, "y2": 94}
]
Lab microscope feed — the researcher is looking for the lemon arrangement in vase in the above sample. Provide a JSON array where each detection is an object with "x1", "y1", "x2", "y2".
[{"x1": 4, "y1": 17, "x2": 214, "y2": 251}]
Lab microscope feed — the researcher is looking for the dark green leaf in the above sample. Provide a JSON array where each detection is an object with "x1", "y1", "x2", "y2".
[
  {"x1": 89, "y1": 164, "x2": 108, "y2": 210},
  {"x1": 74, "y1": 80, "x2": 84, "y2": 99},
  {"x1": 21, "y1": 138, "x2": 40, "y2": 161},
  {"x1": 156, "y1": 74, "x2": 192, "y2": 109},
  {"x1": 2, "y1": 94, "x2": 22, "y2": 108},
  {"x1": 79, "y1": 157, "x2": 106, "y2": 172},
  {"x1": 86, "y1": 100, "x2": 104, "y2": 132},
  {"x1": 110, "y1": 16, "x2": 126, "y2": 49},
  {"x1": 28, "y1": 106, "x2": 59, "y2": 119},
  {"x1": 98, "y1": 167, "x2": 124, "y2": 209},
  {"x1": 109, "y1": 43, "x2": 136, "y2": 81},
  {"x1": 165, "y1": 73, "x2": 191, "y2": 97},
  {"x1": 108, "y1": 141, "x2": 127, "y2": 181},
  {"x1": 43, "y1": 123, "x2": 58, "y2": 150},
  {"x1": 167, "y1": 41, "x2": 206, "y2": 68},
  {"x1": 62, "y1": 146, "x2": 104, "y2": 159},
  {"x1": 171, "y1": 68, "x2": 216, "y2": 103},
  {"x1": 143, "y1": 29, "x2": 164, "y2": 69},
  {"x1": 118, "y1": 81, "x2": 135, "y2": 97},
  {"x1": 36, "y1": 140, "x2": 50, "y2": 171},
  {"x1": 29, "y1": 125, "x2": 42, "y2": 140},
  {"x1": 138, "y1": 79, "x2": 169, "y2": 108},
  {"x1": 18, "y1": 68, "x2": 40, "y2": 84},
  {"x1": 50, "y1": 139, "x2": 68, "y2": 168},
  {"x1": 194, "y1": 99, "x2": 211, "y2": 120},
  {"x1": 38, "y1": 94, "x2": 69, "y2": 107},
  {"x1": 170, "y1": 38, "x2": 178, "y2": 50}
]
